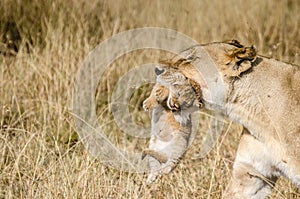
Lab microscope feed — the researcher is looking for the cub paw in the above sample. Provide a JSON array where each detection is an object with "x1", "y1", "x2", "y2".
[
  {"x1": 155, "y1": 86, "x2": 169, "y2": 102},
  {"x1": 143, "y1": 98, "x2": 157, "y2": 111},
  {"x1": 146, "y1": 173, "x2": 159, "y2": 186},
  {"x1": 160, "y1": 160, "x2": 177, "y2": 174}
]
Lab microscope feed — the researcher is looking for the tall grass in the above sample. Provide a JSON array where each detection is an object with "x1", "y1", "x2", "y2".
[{"x1": 0, "y1": 0, "x2": 299, "y2": 198}]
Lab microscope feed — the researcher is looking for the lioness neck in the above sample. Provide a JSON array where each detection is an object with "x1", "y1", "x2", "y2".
[{"x1": 224, "y1": 57, "x2": 300, "y2": 141}]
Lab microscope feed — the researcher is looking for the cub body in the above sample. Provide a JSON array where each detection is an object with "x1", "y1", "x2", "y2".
[{"x1": 142, "y1": 67, "x2": 200, "y2": 185}]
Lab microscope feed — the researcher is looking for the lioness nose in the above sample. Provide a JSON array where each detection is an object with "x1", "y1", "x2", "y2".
[{"x1": 155, "y1": 67, "x2": 164, "y2": 76}]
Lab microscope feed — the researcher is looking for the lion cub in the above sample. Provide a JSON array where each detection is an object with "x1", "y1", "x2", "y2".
[{"x1": 142, "y1": 66, "x2": 201, "y2": 185}]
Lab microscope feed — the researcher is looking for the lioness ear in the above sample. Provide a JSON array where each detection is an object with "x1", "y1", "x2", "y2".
[
  {"x1": 226, "y1": 39, "x2": 244, "y2": 48},
  {"x1": 222, "y1": 45, "x2": 257, "y2": 77},
  {"x1": 159, "y1": 48, "x2": 196, "y2": 68},
  {"x1": 159, "y1": 56, "x2": 191, "y2": 69}
]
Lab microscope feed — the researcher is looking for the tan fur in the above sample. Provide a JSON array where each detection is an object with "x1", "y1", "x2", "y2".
[
  {"x1": 158, "y1": 40, "x2": 300, "y2": 198},
  {"x1": 142, "y1": 148, "x2": 168, "y2": 164},
  {"x1": 142, "y1": 68, "x2": 199, "y2": 185},
  {"x1": 154, "y1": 65, "x2": 203, "y2": 110}
]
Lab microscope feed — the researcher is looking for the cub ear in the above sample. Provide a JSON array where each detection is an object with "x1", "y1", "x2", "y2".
[{"x1": 222, "y1": 45, "x2": 257, "y2": 77}]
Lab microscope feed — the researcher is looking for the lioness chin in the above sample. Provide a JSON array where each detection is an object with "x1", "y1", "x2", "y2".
[{"x1": 159, "y1": 40, "x2": 300, "y2": 199}]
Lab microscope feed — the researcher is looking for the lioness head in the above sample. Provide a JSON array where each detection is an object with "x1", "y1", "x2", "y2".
[
  {"x1": 162, "y1": 39, "x2": 257, "y2": 78},
  {"x1": 158, "y1": 40, "x2": 258, "y2": 110}
]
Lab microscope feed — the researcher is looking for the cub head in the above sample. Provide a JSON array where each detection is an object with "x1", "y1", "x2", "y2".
[{"x1": 154, "y1": 65, "x2": 201, "y2": 111}]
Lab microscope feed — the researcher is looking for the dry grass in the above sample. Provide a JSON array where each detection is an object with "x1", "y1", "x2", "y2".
[{"x1": 0, "y1": 0, "x2": 299, "y2": 198}]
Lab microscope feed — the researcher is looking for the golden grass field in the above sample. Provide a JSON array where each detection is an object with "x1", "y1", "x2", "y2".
[{"x1": 0, "y1": 0, "x2": 300, "y2": 198}]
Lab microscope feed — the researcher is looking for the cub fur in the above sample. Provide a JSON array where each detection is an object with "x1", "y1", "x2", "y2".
[{"x1": 142, "y1": 67, "x2": 201, "y2": 185}]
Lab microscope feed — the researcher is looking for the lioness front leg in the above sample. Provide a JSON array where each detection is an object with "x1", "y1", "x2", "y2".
[{"x1": 224, "y1": 130, "x2": 278, "y2": 199}]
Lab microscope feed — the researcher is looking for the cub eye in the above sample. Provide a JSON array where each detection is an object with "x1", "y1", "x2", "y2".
[{"x1": 155, "y1": 67, "x2": 164, "y2": 76}]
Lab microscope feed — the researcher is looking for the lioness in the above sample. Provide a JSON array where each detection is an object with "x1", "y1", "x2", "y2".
[
  {"x1": 142, "y1": 66, "x2": 201, "y2": 185},
  {"x1": 157, "y1": 40, "x2": 300, "y2": 198}
]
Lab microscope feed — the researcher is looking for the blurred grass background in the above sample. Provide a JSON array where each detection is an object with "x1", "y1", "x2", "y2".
[{"x1": 0, "y1": 0, "x2": 299, "y2": 198}]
